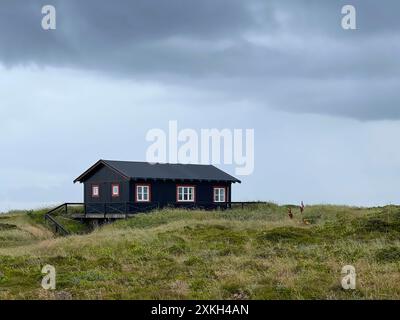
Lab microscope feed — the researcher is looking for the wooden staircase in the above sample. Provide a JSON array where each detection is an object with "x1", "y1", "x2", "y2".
[
  {"x1": 44, "y1": 212, "x2": 70, "y2": 236},
  {"x1": 44, "y1": 203, "x2": 82, "y2": 236}
]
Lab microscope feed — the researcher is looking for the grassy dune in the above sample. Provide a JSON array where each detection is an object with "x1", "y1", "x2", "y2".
[{"x1": 0, "y1": 203, "x2": 400, "y2": 299}]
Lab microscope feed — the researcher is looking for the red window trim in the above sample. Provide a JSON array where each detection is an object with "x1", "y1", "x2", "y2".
[
  {"x1": 176, "y1": 185, "x2": 196, "y2": 203},
  {"x1": 213, "y1": 186, "x2": 227, "y2": 203},
  {"x1": 91, "y1": 184, "x2": 100, "y2": 198},
  {"x1": 111, "y1": 183, "x2": 120, "y2": 197},
  {"x1": 135, "y1": 183, "x2": 151, "y2": 202}
]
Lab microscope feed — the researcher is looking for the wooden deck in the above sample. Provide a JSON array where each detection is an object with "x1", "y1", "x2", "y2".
[{"x1": 71, "y1": 213, "x2": 135, "y2": 219}]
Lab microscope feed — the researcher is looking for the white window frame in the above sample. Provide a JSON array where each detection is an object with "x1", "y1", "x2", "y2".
[
  {"x1": 111, "y1": 184, "x2": 120, "y2": 197},
  {"x1": 213, "y1": 187, "x2": 226, "y2": 203},
  {"x1": 177, "y1": 185, "x2": 195, "y2": 202},
  {"x1": 91, "y1": 185, "x2": 99, "y2": 198},
  {"x1": 136, "y1": 184, "x2": 150, "y2": 202}
]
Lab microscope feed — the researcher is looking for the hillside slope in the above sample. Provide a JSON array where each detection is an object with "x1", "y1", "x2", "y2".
[{"x1": 0, "y1": 203, "x2": 400, "y2": 299}]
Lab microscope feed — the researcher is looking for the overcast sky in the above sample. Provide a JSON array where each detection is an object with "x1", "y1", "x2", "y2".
[{"x1": 1, "y1": 0, "x2": 400, "y2": 212}]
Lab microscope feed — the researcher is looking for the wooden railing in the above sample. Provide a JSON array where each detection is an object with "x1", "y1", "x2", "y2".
[
  {"x1": 230, "y1": 201, "x2": 270, "y2": 209},
  {"x1": 84, "y1": 202, "x2": 159, "y2": 216},
  {"x1": 44, "y1": 203, "x2": 84, "y2": 236},
  {"x1": 44, "y1": 213, "x2": 70, "y2": 236}
]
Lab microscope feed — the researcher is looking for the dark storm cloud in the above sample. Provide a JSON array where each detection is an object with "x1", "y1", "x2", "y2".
[
  {"x1": 0, "y1": 0, "x2": 261, "y2": 67},
  {"x1": 0, "y1": 0, "x2": 399, "y2": 120}
]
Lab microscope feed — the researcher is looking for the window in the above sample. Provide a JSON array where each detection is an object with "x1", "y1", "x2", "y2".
[
  {"x1": 112, "y1": 184, "x2": 120, "y2": 197},
  {"x1": 136, "y1": 184, "x2": 151, "y2": 202},
  {"x1": 177, "y1": 185, "x2": 195, "y2": 202},
  {"x1": 91, "y1": 184, "x2": 99, "y2": 198},
  {"x1": 213, "y1": 187, "x2": 226, "y2": 203}
]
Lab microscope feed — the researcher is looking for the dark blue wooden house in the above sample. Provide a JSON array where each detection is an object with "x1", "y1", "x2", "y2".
[{"x1": 73, "y1": 160, "x2": 241, "y2": 214}]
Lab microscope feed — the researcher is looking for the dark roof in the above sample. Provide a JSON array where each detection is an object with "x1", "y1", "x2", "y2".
[{"x1": 74, "y1": 160, "x2": 241, "y2": 183}]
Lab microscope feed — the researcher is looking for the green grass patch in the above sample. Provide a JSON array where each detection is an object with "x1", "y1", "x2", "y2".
[
  {"x1": 1, "y1": 203, "x2": 400, "y2": 299},
  {"x1": 375, "y1": 246, "x2": 400, "y2": 263}
]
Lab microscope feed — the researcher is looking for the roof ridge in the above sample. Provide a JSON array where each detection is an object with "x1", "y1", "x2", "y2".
[
  {"x1": 104, "y1": 159, "x2": 217, "y2": 166},
  {"x1": 74, "y1": 159, "x2": 241, "y2": 183}
]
